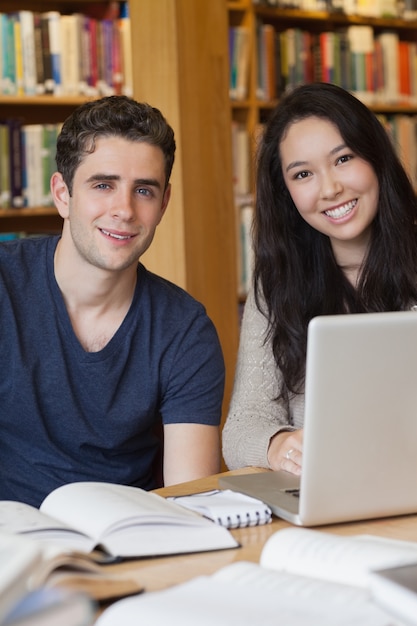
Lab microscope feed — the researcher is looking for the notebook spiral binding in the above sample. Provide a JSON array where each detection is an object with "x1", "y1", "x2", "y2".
[{"x1": 169, "y1": 490, "x2": 272, "y2": 529}]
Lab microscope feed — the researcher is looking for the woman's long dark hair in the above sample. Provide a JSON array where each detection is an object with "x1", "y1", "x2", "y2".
[{"x1": 254, "y1": 82, "x2": 417, "y2": 400}]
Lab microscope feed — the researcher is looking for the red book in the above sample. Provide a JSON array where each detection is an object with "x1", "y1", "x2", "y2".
[{"x1": 399, "y1": 41, "x2": 411, "y2": 104}]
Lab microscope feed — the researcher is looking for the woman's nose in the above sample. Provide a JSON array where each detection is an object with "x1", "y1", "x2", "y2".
[{"x1": 320, "y1": 172, "x2": 343, "y2": 200}]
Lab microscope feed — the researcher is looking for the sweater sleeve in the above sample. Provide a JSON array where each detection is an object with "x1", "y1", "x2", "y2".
[{"x1": 222, "y1": 287, "x2": 304, "y2": 470}]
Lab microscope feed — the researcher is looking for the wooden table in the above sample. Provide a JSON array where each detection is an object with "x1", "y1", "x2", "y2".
[{"x1": 100, "y1": 467, "x2": 417, "y2": 597}]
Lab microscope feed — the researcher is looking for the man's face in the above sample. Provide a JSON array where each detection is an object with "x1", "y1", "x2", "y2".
[{"x1": 58, "y1": 135, "x2": 171, "y2": 273}]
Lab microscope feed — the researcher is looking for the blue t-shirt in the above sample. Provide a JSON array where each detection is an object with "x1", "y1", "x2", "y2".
[{"x1": 0, "y1": 236, "x2": 225, "y2": 506}]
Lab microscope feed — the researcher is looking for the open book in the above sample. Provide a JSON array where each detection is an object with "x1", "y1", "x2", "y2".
[
  {"x1": 0, "y1": 482, "x2": 238, "y2": 557},
  {"x1": 0, "y1": 482, "x2": 238, "y2": 599},
  {"x1": 95, "y1": 527, "x2": 417, "y2": 625}
]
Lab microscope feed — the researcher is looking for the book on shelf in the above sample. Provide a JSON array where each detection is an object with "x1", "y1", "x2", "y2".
[
  {"x1": 346, "y1": 25, "x2": 374, "y2": 103},
  {"x1": 41, "y1": 124, "x2": 59, "y2": 206},
  {"x1": 253, "y1": 0, "x2": 401, "y2": 13},
  {"x1": 0, "y1": 122, "x2": 11, "y2": 209},
  {"x1": 251, "y1": 21, "x2": 417, "y2": 107},
  {"x1": 398, "y1": 40, "x2": 411, "y2": 104},
  {"x1": 98, "y1": 19, "x2": 116, "y2": 96},
  {"x1": 118, "y1": 2, "x2": 132, "y2": 97},
  {"x1": 82, "y1": 16, "x2": 99, "y2": 96},
  {"x1": 0, "y1": 481, "x2": 239, "y2": 559},
  {"x1": 0, "y1": 120, "x2": 59, "y2": 209},
  {"x1": 11, "y1": 13, "x2": 24, "y2": 96},
  {"x1": 0, "y1": 7, "x2": 130, "y2": 97},
  {"x1": 111, "y1": 17, "x2": 123, "y2": 95},
  {"x1": 256, "y1": 22, "x2": 277, "y2": 100},
  {"x1": 0, "y1": 13, "x2": 15, "y2": 95},
  {"x1": 33, "y1": 13, "x2": 46, "y2": 95},
  {"x1": 0, "y1": 119, "x2": 24, "y2": 209},
  {"x1": 377, "y1": 113, "x2": 417, "y2": 187},
  {"x1": 43, "y1": 11, "x2": 62, "y2": 95},
  {"x1": 17, "y1": 11, "x2": 37, "y2": 96},
  {"x1": 59, "y1": 14, "x2": 82, "y2": 96},
  {"x1": 95, "y1": 527, "x2": 417, "y2": 626},
  {"x1": 39, "y1": 13, "x2": 54, "y2": 94},
  {"x1": 229, "y1": 25, "x2": 250, "y2": 101},
  {"x1": 402, "y1": 0, "x2": 417, "y2": 19},
  {"x1": 6, "y1": 118, "x2": 24, "y2": 209},
  {"x1": 22, "y1": 124, "x2": 43, "y2": 208},
  {"x1": 231, "y1": 121, "x2": 250, "y2": 197},
  {"x1": 377, "y1": 31, "x2": 400, "y2": 104}
]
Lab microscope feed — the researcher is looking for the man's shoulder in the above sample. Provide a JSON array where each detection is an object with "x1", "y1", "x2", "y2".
[
  {"x1": 139, "y1": 264, "x2": 206, "y2": 314},
  {"x1": 0, "y1": 235, "x2": 56, "y2": 263}
]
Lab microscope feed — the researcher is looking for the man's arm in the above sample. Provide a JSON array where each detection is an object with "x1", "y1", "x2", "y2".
[{"x1": 163, "y1": 423, "x2": 221, "y2": 485}]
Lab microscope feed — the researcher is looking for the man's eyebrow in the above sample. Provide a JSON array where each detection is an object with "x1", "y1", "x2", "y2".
[{"x1": 86, "y1": 174, "x2": 162, "y2": 189}]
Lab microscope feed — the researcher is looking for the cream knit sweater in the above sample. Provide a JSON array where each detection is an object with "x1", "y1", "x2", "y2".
[{"x1": 222, "y1": 287, "x2": 304, "y2": 470}]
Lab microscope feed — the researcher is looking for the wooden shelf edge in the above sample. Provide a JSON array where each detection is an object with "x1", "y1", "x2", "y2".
[
  {"x1": 253, "y1": 6, "x2": 417, "y2": 28},
  {"x1": 0, "y1": 95, "x2": 96, "y2": 106},
  {"x1": 0, "y1": 208, "x2": 59, "y2": 218}
]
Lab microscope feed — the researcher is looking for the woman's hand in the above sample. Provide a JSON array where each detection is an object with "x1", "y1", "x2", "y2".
[{"x1": 267, "y1": 429, "x2": 303, "y2": 475}]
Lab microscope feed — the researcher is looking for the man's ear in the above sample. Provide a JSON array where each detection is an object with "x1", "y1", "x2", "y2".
[{"x1": 51, "y1": 172, "x2": 70, "y2": 219}]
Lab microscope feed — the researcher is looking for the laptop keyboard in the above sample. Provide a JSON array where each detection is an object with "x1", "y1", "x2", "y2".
[{"x1": 284, "y1": 489, "x2": 300, "y2": 498}]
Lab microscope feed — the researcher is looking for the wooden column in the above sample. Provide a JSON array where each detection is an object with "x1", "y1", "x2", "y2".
[{"x1": 130, "y1": 0, "x2": 239, "y2": 431}]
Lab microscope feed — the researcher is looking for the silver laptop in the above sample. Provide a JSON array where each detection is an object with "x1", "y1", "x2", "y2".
[{"x1": 220, "y1": 311, "x2": 417, "y2": 526}]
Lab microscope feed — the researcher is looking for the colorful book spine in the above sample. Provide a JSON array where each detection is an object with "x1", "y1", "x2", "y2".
[
  {"x1": 60, "y1": 14, "x2": 81, "y2": 95},
  {"x1": 0, "y1": 7, "x2": 131, "y2": 98},
  {"x1": 33, "y1": 13, "x2": 45, "y2": 94},
  {"x1": 18, "y1": 10, "x2": 37, "y2": 95},
  {"x1": 40, "y1": 13, "x2": 54, "y2": 94},
  {"x1": 230, "y1": 25, "x2": 250, "y2": 100},
  {"x1": 44, "y1": 11, "x2": 62, "y2": 94},
  {"x1": 119, "y1": 2, "x2": 132, "y2": 96},
  {"x1": 0, "y1": 122, "x2": 11, "y2": 208},
  {"x1": 0, "y1": 14, "x2": 16, "y2": 95},
  {"x1": 11, "y1": 14, "x2": 24, "y2": 96},
  {"x1": 8, "y1": 118, "x2": 24, "y2": 209}
]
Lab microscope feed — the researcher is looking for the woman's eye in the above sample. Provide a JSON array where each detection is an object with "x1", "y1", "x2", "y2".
[
  {"x1": 294, "y1": 170, "x2": 310, "y2": 180},
  {"x1": 337, "y1": 154, "x2": 353, "y2": 164}
]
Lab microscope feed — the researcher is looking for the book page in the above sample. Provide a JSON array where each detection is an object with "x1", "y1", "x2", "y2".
[
  {"x1": 260, "y1": 528, "x2": 417, "y2": 588},
  {"x1": 40, "y1": 482, "x2": 238, "y2": 557},
  {"x1": 0, "y1": 502, "x2": 92, "y2": 552},
  {"x1": 40, "y1": 482, "x2": 208, "y2": 540},
  {"x1": 0, "y1": 501, "x2": 69, "y2": 534},
  {"x1": 96, "y1": 567, "x2": 394, "y2": 626}
]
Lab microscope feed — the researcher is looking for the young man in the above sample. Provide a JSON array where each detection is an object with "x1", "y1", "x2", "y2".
[{"x1": 0, "y1": 96, "x2": 225, "y2": 507}]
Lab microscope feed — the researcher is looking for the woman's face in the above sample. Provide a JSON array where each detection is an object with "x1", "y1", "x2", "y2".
[{"x1": 280, "y1": 116, "x2": 379, "y2": 268}]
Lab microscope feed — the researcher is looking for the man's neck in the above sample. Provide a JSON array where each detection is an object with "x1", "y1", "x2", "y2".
[{"x1": 54, "y1": 238, "x2": 138, "y2": 352}]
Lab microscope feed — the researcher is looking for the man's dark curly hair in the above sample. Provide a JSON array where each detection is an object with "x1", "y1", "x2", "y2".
[{"x1": 56, "y1": 95, "x2": 176, "y2": 195}]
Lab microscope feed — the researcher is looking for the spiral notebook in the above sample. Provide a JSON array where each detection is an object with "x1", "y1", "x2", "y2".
[{"x1": 168, "y1": 489, "x2": 272, "y2": 529}]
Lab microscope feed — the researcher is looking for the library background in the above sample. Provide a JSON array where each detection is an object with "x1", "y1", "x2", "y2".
[{"x1": 1, "y1": 0, "x2": 416, "y2": 424}]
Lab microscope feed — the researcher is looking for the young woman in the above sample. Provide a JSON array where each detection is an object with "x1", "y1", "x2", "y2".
[{"x1": 222, "y1": 82, "x2": 417, "y2": 476}]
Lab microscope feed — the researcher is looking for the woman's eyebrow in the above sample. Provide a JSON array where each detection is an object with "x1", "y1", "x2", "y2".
[{"x1": 285, "y1": 143, "x2": 348, "y2": 173}]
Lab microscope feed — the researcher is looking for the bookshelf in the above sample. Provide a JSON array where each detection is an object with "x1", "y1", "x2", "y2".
[
  {"x1": 228, "y1": 0, "x2": 417, "y2": 237},
  {"x1": 0, "y1": 0, "x2": 239, "y2": 432},
  {"x1": 0, "y1": 0, "x2": 115, "y2": 233}
]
